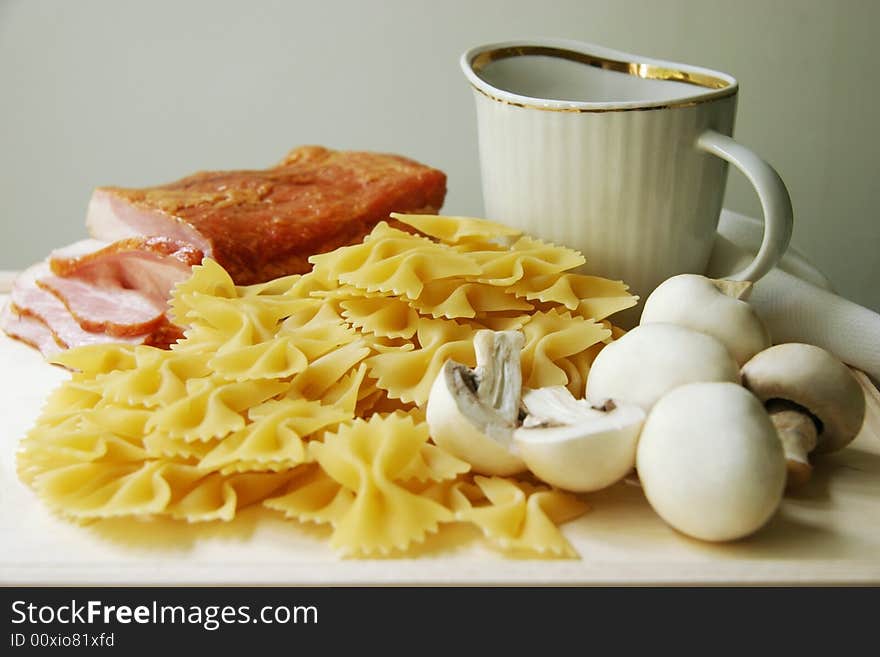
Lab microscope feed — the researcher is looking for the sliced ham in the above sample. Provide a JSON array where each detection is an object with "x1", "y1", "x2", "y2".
[
  {"x1": 86, "y1": 145, "x2": 447, "y2": 284},
  {"x1": 49, "y1": 237, "x2": 202, "y2": 304},
  {"x1": 9, "y1": 263, "x2": 150, "y2": 348},
  {"x1": 37, "y1": 274, "x2": 168, "y2": 337},
  {"x1": 1, "y1": 303, "x2": 62, "y2": 357}
]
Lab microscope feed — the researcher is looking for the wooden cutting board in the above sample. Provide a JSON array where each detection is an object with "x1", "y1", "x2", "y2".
[{"x1": 1, "y1": 309, "x2": 878, "y2": 585}]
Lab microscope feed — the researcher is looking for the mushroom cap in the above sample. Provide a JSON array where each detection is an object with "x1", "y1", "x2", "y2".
[
  {"x1": 640, "y1": 274, "x2": 771, "y2": 366},
  {"x1": 636, "y1": 382, "x2": 786, "y2": 542},
  {"x1": 585, "y1": 323, "x2": 740, "y2": 412},
  {"x1": 741, "y1": 343, "x2": 866, "y2": 454},
  {"x1": 514, "y1": 388, "x2": 645, "y2": 492}
]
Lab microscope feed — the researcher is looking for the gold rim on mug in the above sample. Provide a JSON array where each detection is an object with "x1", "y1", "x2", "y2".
[{"x1": 467, "y1": 44, "x2": 738, "y2": 113}]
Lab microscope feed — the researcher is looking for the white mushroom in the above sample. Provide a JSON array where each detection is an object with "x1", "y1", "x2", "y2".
[
  {"x1": 513, "y1": 386, "x2": 645, "y2": 492},
  {"x1": 741, "y1": 343, "x2": 866, "y2": 488},
  {"x1": 426, "y1": 329, "x2": 526, "y2": 475},
  {"x1": 636, "y1": 382, "x2": 786, "y2": 542},
  {"x1": 639, "y1": 274, "x2": 771, "y2": 366},
  {"x1": 585, "y1": 323, "x2": 740, "y2": 412}
]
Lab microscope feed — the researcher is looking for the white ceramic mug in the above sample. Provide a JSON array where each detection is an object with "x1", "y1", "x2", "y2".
[{"x1": 461, "y1": 39, "x2": 793, "y2": 311}]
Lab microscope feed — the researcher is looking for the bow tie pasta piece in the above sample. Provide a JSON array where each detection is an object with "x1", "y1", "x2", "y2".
[
  {"x1": 554, "y1": 342, "x2": 607, "y2": 399},
  {"x1": 358, "y1": 391, "x2": 420, "y2": 418},
  {"x1": 307, "y1": 222, "x2": 429, "y2": 278},
  {"x1": 410, "y1": 279, "x2": 533, "y2": 320},
  {"x1": 286, "y1": 341, "x2": 372, "y2": 401},
  {"x1": 145, "y1": 379, "x2": 289, "y2": 442},
  {"x1": 320, "y1": 363, "x2": 369, "y2": 415},
  {"x1": 79, "y1": 405, "x2": 151, "y2": 442},
  {"x1": 366, "y1": 318, "x2": 477, "y2": 406},
  {"x1": 390, "y1": 213, "x2": 521, "y2": 244},
  {"x1": 310, "y1": 222, "x2": 481, "y2": 300},
  {"x1": 397, "y1": 442, "x2": 471, "y2": 484},
  {"x1": 179, "y1": 297, "x2": 272, "y2": 350},
  {"x1": 520, "y1": 309, "x2": 612, "y2": 392},
  {"x1": 278, "y1": 303, "x2": 360, "y2": 361},
  {"x1": 101, "y1": 348, "x2": 212, "y2": 408},
  {"x1": 181, "y1": 295, "x2": 311, "y2": 350},
  {"x1": 507, "y1": 273, "x2": 638, "y2": 320},
  {"x1": 327, "y1": 366, "x2": 409, "y2": 418},
  {"x1": 38, "y1": 459, "x2": 293, "y2": 522},
  {"x1": 278, "y1": 268, "x2": 340, "y2": 299},
  {"x1": 17, "y1": 416, "x2": 81, "y2": 484},
  {"x1": 308, "y1": 414, "x2": 456, "y2": 555},
  {"x1": 316, "y1": 411, "x2": 470, "y2": 485},
  {"x1": 32, "y1": 461, "x2": 180, "y2": 519},
  {"x1": 35, "y1": 379, "x2": 105, "y2": 424},
  {"x1": 310, "y1": 284, "x2": 392, "y2": 305},
  {"x1": 166, "y1": 469, "x2": 294, "y2": 522},
  {"x1": 466, "y1": 236, "x2": 585, "y2": 287},
  {"x1": 50, "y1": 343, "x2": 138, "y2": 377},
  {"x1": 236, "y1": 273, "x2": 303, "y2": 298},
  {"x1": 207, "y1": 336, "x2": 309, "y2": 382},
  {"x1": 169, "y1": 259, "x2": 238, "y2": 324},
  {"x1": 452, "y1": 476, "x2": 589, "y2": 558},
  {"x1": 465, "y1": 314, "x2": 532, "y2": 332},
  {"x1": 338, "y1": 250, "x2": 481, "y2": 301},
  {"x1": 339, "y1": 296, "x2": 419, "y2": 339},
  {"x1": 197, "y1": 398, "x2": 349, "y2": 473},
  {"x1": 216, "y1": 461, "x2": 300, "y2": 476},
  {"x1": 264, "y1": 464, "x2": 354, "y2": 527},
  {"x1": 360, "y1": 333, "x2": 416, "y2": 355},
  {"x1": 18, "y1": 409, "x2": 151, "y2": 486},
  {"x1": 144, "y1": 432, "x2": 220, "y2": 461}
]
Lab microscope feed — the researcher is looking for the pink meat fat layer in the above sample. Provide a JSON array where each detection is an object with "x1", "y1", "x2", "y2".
[
  {"x1": 9, "y1": 263, "x2": 148, "y2": 348},
  {"x1": 37, "y1": 274, "x2": 167, "y2": 337},
  {"x1": 51, "y1": 247, "x2": 195, "y2": 305},
  {"x1": 86, "y1": 189, "x2": 212, "y2": 255},
  {"x1": 1, "y1": 303, "x2": 61, "y2": 357}
]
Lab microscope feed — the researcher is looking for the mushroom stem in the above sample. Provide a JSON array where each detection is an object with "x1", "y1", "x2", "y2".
[
  {"x1": 710, "y1": 278, "x2": 753, "y2": 301},
  {"x1": 474, "y1": 329, "x2": 522, "y2": 421},
  {"x1": 765, "y1": 399, "x2": 819, "y2": 488}
]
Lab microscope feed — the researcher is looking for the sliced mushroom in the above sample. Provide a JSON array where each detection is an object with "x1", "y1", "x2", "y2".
[
  {"x1": 741, "y1": 343, "x2": 866, "y2": 487},
  {"x1": 513, "y1": 386, "x2": 645, "y2": 492},
  {"x1": 585, "y1": 323, "x2": 740, "y2": 412},
  {"x1": 636, "y1": 382, "x2": 786, "y2": 542},
  {"x1": 426, "y1": 329, "x2": 526, "y2": 475},
  {"x1": 640, "y1": 273, "x2": 771, "y2": 366}
]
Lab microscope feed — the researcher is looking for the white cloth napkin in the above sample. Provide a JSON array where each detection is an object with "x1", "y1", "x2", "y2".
[{"x1": 708, "y1": 210, "x2": 880, "y2": 382}]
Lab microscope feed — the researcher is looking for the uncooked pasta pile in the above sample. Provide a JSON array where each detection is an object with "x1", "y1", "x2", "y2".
[{"x1": 17, "y1": 214, "x2": 637, "y2": 557}]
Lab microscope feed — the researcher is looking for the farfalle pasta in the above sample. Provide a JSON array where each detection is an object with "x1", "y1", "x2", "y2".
[
  {"x1": 339, "y1": 296, "x2": 419, "y2": 339},
  {"x1": 101, "y1": 348, "x2": 212, "y2": 407},
  {"x1": 450, "y1": 477, "x2": 589, "y2": 558},
  {"x1": 411, "y1": 279, "x2": 533, "y2": 319},
  {"x1": 19, "y1": 214, "x2": 638, "y2": 558},
  {"x1": 366, "y1": 318, "x2": 477, "y2": 405},
  {"x1": 390, "y1": 212, "x2": 521, "y2": 244},
  {"x1": 519, "y1": 309, "x2": 612, "y2": 391},
  {"x1": 301, "y1": 413, "x2": 463, "y2": 555}
]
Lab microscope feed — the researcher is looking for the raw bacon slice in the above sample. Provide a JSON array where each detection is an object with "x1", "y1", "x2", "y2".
[{"x1": 85, "y1": 146, "x2": 447, "y2": 284}]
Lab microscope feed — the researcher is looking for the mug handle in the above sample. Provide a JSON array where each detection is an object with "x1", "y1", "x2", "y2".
[{"x1": 697, "y1": 129, "x2": 793, "y2": 282}]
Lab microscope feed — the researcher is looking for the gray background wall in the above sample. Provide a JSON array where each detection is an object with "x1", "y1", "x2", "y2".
[{"x1": 1, "y1": 0, "x2": 877, "y2": 309}]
